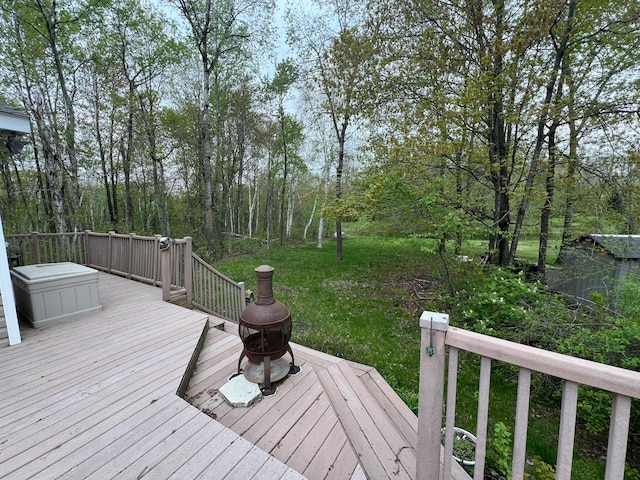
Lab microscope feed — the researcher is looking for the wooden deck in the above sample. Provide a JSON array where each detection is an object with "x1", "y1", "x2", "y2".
[
  {"x1": 0, "y1": 272, "x2": 470, "y2": 480},
  {"x1": 0, "y1": 273, "x2": 304, "y2": 479},
  {"x1": 186, "y1": 326, "x2": 470, "y2": 480}
]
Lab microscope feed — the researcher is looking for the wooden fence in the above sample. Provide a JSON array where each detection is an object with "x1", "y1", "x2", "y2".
[
  {"x1": 417, "y1": 311, "x2": 640, "y2": 480},
  {"x1": 5, "y1": 231, "x2": 245, "y2": 322}
]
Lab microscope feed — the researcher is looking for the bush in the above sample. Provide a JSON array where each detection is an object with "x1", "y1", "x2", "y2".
[
  {"x1": 487, "y1": 422, "x2": 512, "y2": 479},
  {"x1": 614, "y1": 273, "x2": 640, "y2": 319},
  {"x1": 445, "y1": 267, "x2": 576, "y2": 351}
]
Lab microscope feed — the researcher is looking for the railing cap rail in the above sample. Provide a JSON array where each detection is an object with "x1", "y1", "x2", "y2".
[
  {"x1": 192, "y1": 252, "x2": 241, "y2": 287},
  {"x1": 446, "y1": 326, "x2": 640, "y2": 398}
]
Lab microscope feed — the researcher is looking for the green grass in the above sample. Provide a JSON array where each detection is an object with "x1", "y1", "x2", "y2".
[
  {"x1": 461, "y1": 238, "x2": 561, "y2": 264},
  {"x1": 215, "y1": 236, "x2": 433, "y2": 395}
]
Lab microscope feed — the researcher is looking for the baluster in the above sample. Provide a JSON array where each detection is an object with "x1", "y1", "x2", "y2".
[
  {"x1": 474, "y1": 356, "x2": 491, "y2": 480},
  {"x1": 604, "y1": 393, "x2": 631, "y2": 480},
  {"x1": 443, "y1": 346, "x2": 459, "y2": 480},
  {"x1": 556, "y1": 380, "x2": 578, "y2": 480},
  {"x1": 512, "y1": 368, "x2": 531, "y2": 480}
]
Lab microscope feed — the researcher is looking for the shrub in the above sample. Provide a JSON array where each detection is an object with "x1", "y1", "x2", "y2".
[{"x1": 487, "y1": 422, "x2": 512, "y2": 480}]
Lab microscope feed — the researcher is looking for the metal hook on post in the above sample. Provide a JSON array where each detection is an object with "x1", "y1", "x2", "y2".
[
  {"x1": 159, "y1": 236, "x2": 172, "y2": 251},
  {"x1": 427, "y1": 316, "x2": 436, "y2": 356}
]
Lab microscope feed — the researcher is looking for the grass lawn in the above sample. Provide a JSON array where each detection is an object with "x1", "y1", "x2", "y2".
[
  {"x1": 215, "y1": 236, "x2": 431, "y2": 397},
  {"x1": 461, "y1": 238, "x2": 561, "y2": 264}
]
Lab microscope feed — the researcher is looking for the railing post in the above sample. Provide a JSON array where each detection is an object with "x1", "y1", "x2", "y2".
[
  {"x1": 416, "y1": 311, "x2": 449, "y2": 480},
  {"x1": 160, "y1": 238, "x2": 171, "y2": 302},
  {"x1": 153, "y1": 235, "x2": 161, "y2": 286},
  {"x1": 238, "y1": 281, "x2": 246, "y2": 315},
  {"x1": 127, "y1": 233, "x2": 135, "y2": 279},
  {"x1": 108, "y1": 231, "x2": 114, "y2": 273},
  {"x1": 84, "y1": 230, "x2": 91, "y2": 266},
  {"x1": 184, "y1": 237, "x2": 193, "y2": 308},
  {"x1": 30, "y1": 232, "x2": 40, "y2": 264}
]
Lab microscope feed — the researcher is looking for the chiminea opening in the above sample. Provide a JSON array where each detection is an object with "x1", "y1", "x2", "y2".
[{"x1": 237, "y1": 265, "x2": 300, "y2": 396}]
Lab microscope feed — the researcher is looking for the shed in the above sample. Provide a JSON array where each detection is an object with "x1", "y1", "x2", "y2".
[
  {"x1": 549, "y1": 234, "x2": 640, "y2": 304},
  {"x1": 0, "y1": 102, "x2": 31, "y2": 346}
]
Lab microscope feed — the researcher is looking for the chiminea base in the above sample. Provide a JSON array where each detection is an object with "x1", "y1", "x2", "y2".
[{"x1": 237, "y1": 344, "x2": 300, "y2": 396}]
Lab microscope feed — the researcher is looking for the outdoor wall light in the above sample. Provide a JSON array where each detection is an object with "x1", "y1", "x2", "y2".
[{"x1": 6, "y1": 139, "x2": 28, "y2": 155}]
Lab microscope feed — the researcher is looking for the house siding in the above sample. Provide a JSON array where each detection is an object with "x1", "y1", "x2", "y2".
[{"x1": 552, "y1": 235, "x2": 640, "y2": 306}]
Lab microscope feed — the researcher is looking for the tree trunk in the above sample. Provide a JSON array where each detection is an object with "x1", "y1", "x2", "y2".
[
  {"x1": 286, "y1": 185, "x2": 295, "y2": 237},
  {"x1": 318, "y1": 146, "x2": 332, "y2": 249},
  {"x1": 509, "y1": 0, "x2": 577, "y2": 263},
  {"x1": 557, "y1": 72, "x2": 579, "y2": 264},
  {"x1": 266, "y1": 146, "x2": 274, "y2": 250},
  {"x1": 538, "y1": 122, "x2": 558, "y2": 272},
  {"x1": 335, "y1": 122, "x2": 347, "y2": 261},
  {"x1": 38, "y1": 1, "x2": 80, "y2": 228},
  {"x1": 92, "y1": 77, "x2": 117, "y2": 228},
  {"x1": 304, "y1": 195, "x2": 317, "y2": 239},
  {"x1": 213, "y1": 70, "x2": 224, "y2": 253},
  {"x1": 202, "y1": 65, "x2": 216, "y2": 255},
  {"x1": 0, "y1": 149, "x2": 16, "y2": 209},
  {"x1": 278, "y1": 106, "x2": 290, "y2": 246}
]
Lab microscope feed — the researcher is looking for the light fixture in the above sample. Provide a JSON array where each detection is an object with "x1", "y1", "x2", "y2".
[{"x1": 6, "y1": 139, "x2": 28, "y2": 155}]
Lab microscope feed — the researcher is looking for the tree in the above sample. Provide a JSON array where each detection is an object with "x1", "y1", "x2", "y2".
[
  {"x1": 364, "y1": 0, "x2": 640, "y2": 265},
  {"x1": 3, "y1": 0, "x2": 108, "y2": 231},
  {"x1": 266, "y1": 59, "x2": 302, "y2": 245},
  {"x1": 290, "y1": 0, "x2": 370, "y2": 260},
  {"x1": 85, "y1": 0, "x2": 181, "y2": 233}
]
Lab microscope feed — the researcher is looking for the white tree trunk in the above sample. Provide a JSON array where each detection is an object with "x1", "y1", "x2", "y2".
[
  {"x1": 317, "y1": 147, "x2": 332, "y2": 249},
  {"x1": 304, "y1": 195, "x2": 317, "y2": 239},
  {"x1": 317, "y1": 216, "x2": 324, "y2": 248}
]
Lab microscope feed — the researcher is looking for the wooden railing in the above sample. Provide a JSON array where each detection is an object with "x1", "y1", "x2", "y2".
[
  {"x1": 5, "y1": 231, "x2": 245, "y2": 322},
  {"x1": 191, "y1": 253, "x2": 245, "y2": 322},
  {"x1": 417, "y1": 311, "x2": 640, "y2": 480}
]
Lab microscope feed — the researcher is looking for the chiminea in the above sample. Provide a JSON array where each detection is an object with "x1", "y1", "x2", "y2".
[{"x1": 237, "y1": 265, "x2": 299, "y2": 396}]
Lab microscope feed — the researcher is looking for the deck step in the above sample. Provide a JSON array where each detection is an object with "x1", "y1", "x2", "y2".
[{"x1": 317, "y1": 361, "x2": 415, "y2": 479}]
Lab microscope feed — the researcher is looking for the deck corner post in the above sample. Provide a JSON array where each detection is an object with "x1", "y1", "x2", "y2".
[
  {"x1": 184, "y1": 237, "x2": 193, "y2": 308},
  {"x1": 153, "y1": 235, "x2": 162, "y2": 285},
  {"x1": 417, "y1": 311, "x2": 449, "y2": 480},
  {"x1": 108, "y1": 231, "x2": 115, "y2": 273},
  {"x1": 127, "y1": 233, "x2": 135, "y2": 279},
  {"x1": 160, "y1": 239, "x2": 171, "y2": 302},
  {"x1": 84, "y1": 230, "x2": 92, "y2": 266},
  {"x1": 238, "y1": 281, "x2": 246, "y2": 316}
]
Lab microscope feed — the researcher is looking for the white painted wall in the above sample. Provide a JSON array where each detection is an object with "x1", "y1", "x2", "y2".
[{"x1": 0, "y1": 215, "x2": 21, "y2": 345}]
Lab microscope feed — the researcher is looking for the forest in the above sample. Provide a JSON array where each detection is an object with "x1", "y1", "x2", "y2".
[{"x1": 1, "y1": 0, "x2": 640, "y2": 266}]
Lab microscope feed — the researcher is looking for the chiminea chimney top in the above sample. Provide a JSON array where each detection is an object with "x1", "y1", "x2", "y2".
[{"x1": 254, "y1": 265, "x2": 275, "y2": 305}]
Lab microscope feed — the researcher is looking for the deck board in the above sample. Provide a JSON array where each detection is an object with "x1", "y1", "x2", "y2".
[
  {"x1": 316, "y1": 366, "x2": 390, "y2": 479},
  {"x1": 0, "y1": 272, "x2": 305, "y2": 480}
]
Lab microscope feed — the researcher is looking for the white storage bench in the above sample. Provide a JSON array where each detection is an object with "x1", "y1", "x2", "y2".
[{"x1": 11, "y1": 262, "x2": 102, "y2": 327}]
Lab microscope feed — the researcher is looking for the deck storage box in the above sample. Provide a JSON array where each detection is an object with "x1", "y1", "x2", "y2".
[{"x1": 11, "y1": 262, "x2": 102, "y2": 327}]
